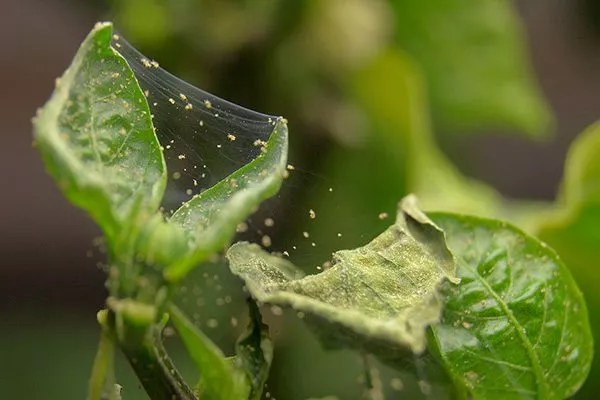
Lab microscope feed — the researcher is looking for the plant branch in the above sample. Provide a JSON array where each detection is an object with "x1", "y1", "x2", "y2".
[
  {"x1": 105, "y1": 300, "x2": 197, "y2": 400},
  {"x1": 88, "y1": 326, "x2": 116, "y2": 400},
  {"x1": 119, "y1": 326, "x2": 197, "y2": 400}
]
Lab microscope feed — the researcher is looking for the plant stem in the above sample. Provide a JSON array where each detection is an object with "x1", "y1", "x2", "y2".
[
  {"x1": 119, "y1": 327, "x2": 197, "y2": 400},
  {"x1": 88, "y1": 328, "x2": 116, "y2": 400},
  {"x1": 106, "y1": 301, "x2": 196, "y2": 400}
]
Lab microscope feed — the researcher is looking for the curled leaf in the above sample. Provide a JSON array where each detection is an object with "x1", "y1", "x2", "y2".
[
  {"x1": 235, "y1": 299, "x2": 273, "y2": 400},
  {"x1": 166, "y1": 119, "x2": 288, "y2": 282},
  {"x1": 169, "y1": 300, "x2": 272, "y2": 400},
  {"x1": 169, "y1": 305, "x2": 249, "y2": 400},
  {"x1": 33, "y1": 22, "x2": 166, "y2": 244},
  {"x1": 227, "y1": 195, "x2": 457, "y2": 357}
]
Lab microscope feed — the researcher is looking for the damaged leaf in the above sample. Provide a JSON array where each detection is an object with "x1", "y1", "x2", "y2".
[{"x1": 226, "y1": 195, "x2": 458, "y2": 360}]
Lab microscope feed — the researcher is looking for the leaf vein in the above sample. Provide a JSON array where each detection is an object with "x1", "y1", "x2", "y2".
[
  {"x1": 465, "y1": 252, "x2": 549, "y2": 398},
  {"x1": 544, "y1": 299, "x2": 569, "y2": 377}
]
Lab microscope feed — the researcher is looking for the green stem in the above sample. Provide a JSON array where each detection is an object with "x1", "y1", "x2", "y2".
[
  {"x1": 119, "y1": 327, "x2": 197, "y2": 400},
  {"x1": 88, "y1": 328, "x2": 116, "y2": 400},
  {"x1": 105, "y1": 300, "x2": 196, "y2": 400}
]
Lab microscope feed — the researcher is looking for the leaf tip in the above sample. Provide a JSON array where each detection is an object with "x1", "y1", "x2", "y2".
[{"x1": 398, "y1": 194, "x2": 460, "y2": 285}]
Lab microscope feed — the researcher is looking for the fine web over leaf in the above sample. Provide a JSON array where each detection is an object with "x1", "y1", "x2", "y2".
[
  {"x1": 429, "y1": 213, "x2": 593, "y2": 400},
  {"x1": 110, "y1": 27, "x2": 284, "y2": 398},
  {"x1": 111, "y1": 32, "x2": 288, "y2": 282},
  {"x1": 112, "y1": 34, "x2": 284, "y2": 214},
  {"x1": 165, "y1": 120, "x2": 287, "y2": 282},
  {"x1": 226, "y1": 195, "x2": 459, "y2": 361}
]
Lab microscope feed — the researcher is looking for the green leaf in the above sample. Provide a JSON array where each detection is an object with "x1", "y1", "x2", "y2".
[
  {"x1": 390, "y1": 0, "x2": 551, "y2": 136},
  {"x1": 534, "y1": 121, "x2": 600, "y2": 396},
  {"x1": 32, "y1": 22, "x2": 166, "y2": 244},
  {"x1": 226, "y1": 195, "x2": 458, "y2": 359},
  {"x1": 169, "y1": 304, "x2": 249, "y2": 400},
  {"x1": 430, "y1": 213, "x2": 592, "y2": 399},
  {"x1": 310, "y1": 46, "x2": 508, "y2": 273},
  {"x1": 165, "y1": 119, "x2": 288, "y2": 283},
  {"x1": 349, "y1": 47, "x2": 555, "y2": 232},
  {"x1": 234, "y1": 299, "x2": 273, "y2": 400},
  {"x1": 351, "y1": 48, "x2": 502, "y2": 217},
  {"x1": 536, "y1": 121, "x2": 600, "y2": 256}
]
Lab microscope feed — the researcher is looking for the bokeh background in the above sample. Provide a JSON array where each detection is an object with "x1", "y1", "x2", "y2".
[{"x1": 3, "y1": 0, "x2": 600, "y2": 399}]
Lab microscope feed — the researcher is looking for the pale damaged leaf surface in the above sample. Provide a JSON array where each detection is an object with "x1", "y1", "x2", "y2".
[
  {"x1": 227, "y1": 195, "x2": 457, "y2": 355},
  {"x1": 430, "y1": 214, "x2": 592, "y2": 400},
  {"x1": 166, "y1": 120, "x2": 288, "y2": 282},
  {"x1": 33, "y1": 22, "x2": 166, "y2": 242}
]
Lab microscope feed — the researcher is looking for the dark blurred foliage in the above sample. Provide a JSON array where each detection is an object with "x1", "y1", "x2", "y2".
[{"x1": 4, "y1": 0, "x2": 600, "y2": 399}]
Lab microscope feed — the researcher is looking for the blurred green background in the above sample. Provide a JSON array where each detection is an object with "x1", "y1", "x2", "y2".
[{"x1": 4, "y1": 0, "x2": 600, "y2": 398}]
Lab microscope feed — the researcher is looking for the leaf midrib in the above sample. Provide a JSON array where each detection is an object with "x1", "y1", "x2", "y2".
[{"x1": 464, "y1": 254, "x2": 549, "y2": 399}]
